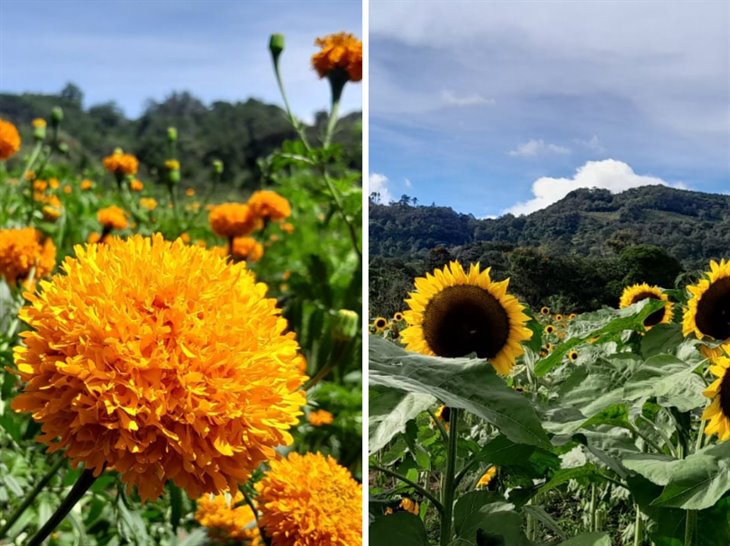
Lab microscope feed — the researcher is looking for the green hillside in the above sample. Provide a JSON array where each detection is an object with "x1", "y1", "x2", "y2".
[{"x1": 369, "y1": 185, "x2": 730, "y2": 316}]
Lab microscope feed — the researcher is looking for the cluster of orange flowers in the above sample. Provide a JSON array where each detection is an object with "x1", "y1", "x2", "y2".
[
  {"x1": 102, "y1": 149, "x2": 139, "y2": 176},
  {"x1": 97, "y1": 205, "x2": 128, "y2": 231},
  {"x1": 0, "y1": 119, "x2": 21, "y2": 160},
  {"x1": 0, "y1": 227, "x2": 56, "y2": 288},
  {"x1": 11, "y1": 235, "x2": 307, "y2": 501},
  {"x1": 195, "y1": 491, "x2": 262, "y2": 544},
  {"x1": 312, "y1": 33, "x2": 362, "y2": 82},
  {"x1": 231, "y1": 236, "x2": 264, "y2": 262}
]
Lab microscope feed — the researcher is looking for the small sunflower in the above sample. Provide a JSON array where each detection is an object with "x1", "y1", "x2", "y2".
[
  {"x1": 683, "y1": 260, "x2": 730, "y2": 342},
  {"x1": 568, "y1": 350, "x2": 579, "y2": 362},
  {"x1": 701, "y1": 346, "x2": 730, "y2": 441},
  {"x1": 402, "y1": 262, "x2": 532, "y2": 375},
  {"x1": 0, "y1": 118, "x2": 21, "y2": 160},
  {"x1": 555, "y1": 314, "x2": 563, "y2": 321},
  {"x1": 619, "y1": 283, "x2": 673, "y2": 329},
  {"x1": 372, "y1": 316, "x2": 387, "y2": 332},
  {"x1": 393, "y1": 312, "x2": 404, "y2": 322},
  {"x1": 255, "y1": 452, "x2": 362, "y2": 546},
  {"x1": 568, "y1": 313, "x2": 577, "y2": 320},
  {"x1": 476, "y1": 466, "x2": 497, "y2": 489},
  {"x1": 540, "y1": 306, "x2": 550, "y2": 315},
  {"x1": 544, "y1": 324, "x2": 555, "y2": 335}
]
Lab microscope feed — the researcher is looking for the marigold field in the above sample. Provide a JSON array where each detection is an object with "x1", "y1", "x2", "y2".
[
  {"x1": 0, "y1": 32, "x2": 362, "y2": 546},
  {"x1": 369, "y1": 260, "x2": 730, "y2": 546}
]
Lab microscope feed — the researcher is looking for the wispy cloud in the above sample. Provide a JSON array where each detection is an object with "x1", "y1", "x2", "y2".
[
  {"x1": 504, "y1": 159, "x2": 687, "y2": 216},
  {"x1": 508, "y1": 139, "x2": 571, "y2": 158},
  {"x1": 441, "y1": 90, "x2": 494, "y2": 107},
  {"x1": 573, "y1": 135, "x2": 606, "y2": 154}
]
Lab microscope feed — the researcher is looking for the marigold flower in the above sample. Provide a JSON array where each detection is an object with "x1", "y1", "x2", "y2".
[
  {"x1": 280, "y1": 222, "x2": 294, "y2": 234},
  {"x1": 231, "y1": 237, "x2": 264, "y2": 262},
  {"x1": 0, "y1": 119, "x2": 21, "y2": 160},
  {"x1": 312, "y1": 33, "x2": 362, "y2": 82},
  {"x1": 32, "y1": 118, "x2": 47, "y2": 129},
  {"x1": 0, "y1": 228, "x2": 56, "y2": 288},
  {"x1": 80, "y1": 179, "x2": 94, "y2": 191},
  {"x1": 307, "y1": 409, "x2": 334, "y2": 426},
  {"x1": 130, "y1": 179, "x2": 144, "y2": 191},
  {"x1": 12, "y1": 234, "x2": 307, "y2": 501},
  {"x1": 63, "y1": 184, "x2": 72, "y2": 194},
  {"x1": 87, "y1": 232, "x2": 103, "y2": 244},
  {"x1": 97, "y1": 205, "x2": 128, "y2": 230},
  {"x1": 103, "y1": 149, "x2": 139, "y2": 176},
  {"x1": 209, "y1": 203, "x2": 261, "y2": 238},
  {"x1": 42, "y1": 205, "x2": 62, "y2": 221},
  {"x1": 33, "y1": 180, "x2": 48, "y2": 192},
  {"x1": 139, "y1": 197, "x2": 158, "y2": 211},
  {"x1": 185, "y1": 188, "x2": 196, "y2": 197},
  {"x1": 256, "y1": 452, "x2": 362, "y2": 546},
  {"x1": 195, "y1": 491, "x2": 261, "y2": 543},
  {"x1": 247, "y1": 190, "x2": 291, "y2": 222},
  {"x1": 49, "y1": 177, "x2": 60, "y2": 190}
]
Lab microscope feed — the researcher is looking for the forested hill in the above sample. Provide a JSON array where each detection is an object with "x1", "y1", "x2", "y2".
[
  {"x1": 370, "y1": 185, "x2": 730, "y2": 267},
  {"x1": 0, "y1": 83, "x2": 361, "y2": 189}
]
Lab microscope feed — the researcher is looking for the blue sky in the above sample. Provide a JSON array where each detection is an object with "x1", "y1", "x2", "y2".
[
  {"x1": 0, "y1": 0, "x2": 361, "y2": 121},
  {"x1": 369, "y1": 1, "x2": 730, "y2": 217}
]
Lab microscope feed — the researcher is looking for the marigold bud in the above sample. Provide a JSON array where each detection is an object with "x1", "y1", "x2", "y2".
[
  {"x1": 57, "y1": 142, "x2": 69, "y2": 155},
  {"x1": 269, "y1": 33, "x2": 285, "y2": 59},
  {"x1": 212, "y1": 159, "x2": 224, "y2": 174},
  {"x1": 51, "y1": 106, "x2": 63, "y2": 125},
  {"x1": 333, "y1": 309, "x2": 359, "y2": 342},
  {"x1": 32, "y1": 119, "x2": 46, "y2": 141},
  {"x1": 167, "y1": 126, "x2": 177, "y2": 142}
]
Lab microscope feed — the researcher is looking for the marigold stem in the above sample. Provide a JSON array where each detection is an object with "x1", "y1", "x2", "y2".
[
  {"x1": 0, "y1": 456, "x2": 65, "y2": 540},
  {"x1": 239, "y1": 487, "x2": 271, "y2": 546},
  {"x1": 26, "y1": 469, "x2": 96, "y2": 546},
  {"x1": 370, "y1": 464, "x2": 443, "y2": 514}
]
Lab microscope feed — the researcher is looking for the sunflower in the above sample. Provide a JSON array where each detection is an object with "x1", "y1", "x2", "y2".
[
  {"x1": 683, "y1": 260, "x2": 730, "y2": 342},
  {"x1": 230, "y1": 236, "x2": 264, "y2": 263},
  {"x1": 701, "y1": 346, "x2": 730, "y2": 440},
  {"x1": 540, "y1": 306, "x2": 550, "y2": 315},
  {"x1": 568, "y1": 313, "x2": 576, "y2": 320},
  {"x1": 476, "y1": 466, "x2": 497, "y2": 489},
  {"x1": 0, "y1": 118, "x2": 21, "y2": 160},
  {"x1": 544, "y1": 325, "x2": 555, "y2": 335},
  {"x1": 11, "y1": 234, "x2": 306, "y2": 501},
  {"x1": 195, "y1": 491, "x2": 261, "y2": 543},
  {"x1": 255, "y1": 452, "x2": 362, "y2": 546},
  {"x1": 308, "y1": 409, "x2": 334, "y2": 426},
  {"x1": 619, "y1": 283, "x2": 674, "y2": 329},
  {"x1": 402, "y1": 262, "x2": 531, "y2": 375},
  {"x1": 247, "y1": 190, "x2": 291, "y2": 222},
  {"x1": 312, "y1": 32, "x2": 362, "y2": 82},
  {"x1": 0, "y1": 228, "x2": 56, "y2": 288},
  {"x1": 209, "y1": 203, "x2": 262, "y2": 239},
  {"x1": 372, "y1": 316, "x2": 387, "y2": 332},
  {"x1": 568, "y1": 350, "x2": 579, "y2": 362},
  {"x1": 393, "y1": 312, "x2": 404, "y2": 322},
  {"x1": 555, "y1": 314, "x2": 563, "y2": 321}
]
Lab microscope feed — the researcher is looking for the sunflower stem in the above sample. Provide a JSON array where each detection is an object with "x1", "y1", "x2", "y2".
[
  {"x1": 440, "y1": 408, "x2": 459, "y2": 546},
  {"x1": 370, "y1": 464, "x2": 443, "y2": 514},
  {"x1": 26, "y1": 469, "x2": 96, "y2": 546},
  {"x1": 589, "y1": 483, "x2": 597, "y2": 533},
  {"x1": 0, "y1": 455, "x2": 65, "y2": 540},
  {"x1": 684, "y1": 509, "x2": 696, "y2": 546},
  {"x1": 633, "y1": 502, "x2": 643, "y2": 546}
]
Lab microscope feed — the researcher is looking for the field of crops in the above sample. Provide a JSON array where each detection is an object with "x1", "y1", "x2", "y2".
[
  {"x1": 369, "y1": 260, "x2": 730, "y2": 546},
  {"x1": 0, "y1": 32, "x2": 362, "y2": 545}
]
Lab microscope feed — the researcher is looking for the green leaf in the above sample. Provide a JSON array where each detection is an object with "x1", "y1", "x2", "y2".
[
  {"x1": 640, "y1": 324, "x2": 684, "y2": 359},
  {"x1": 178, "y1": 528, "x2": 208, "y2": 546},
  {"x1": 369, "y1": 386, "x2": 435, "y2": 454},
  {"x1": 452, "y1": 491, "x2": 530, "y2": 546},
  {"x1": 623, "y1": 454, "x2": 679, "y2": 486},
  {"x1": 370, "y1": 512, "x2": 430, "y2": 546},
  {"x1": 535, "y1": 299, "x2": 664, "y2": 376},
  {"x1": 556, "y1": 533, "x2": 611, "y2": 546},
  {"x1": 369, "y1": 336, "x2": 550, "y2": 448},
  {"x1": 537, "y1": 464, "x2": 600, "y2": 495},
  {"x1": 623, "y1": 354, "x2": 705, "y2": 412}
]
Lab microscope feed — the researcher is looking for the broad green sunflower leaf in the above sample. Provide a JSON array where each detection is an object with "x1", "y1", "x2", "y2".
[
  {"x1": 556, "y1": 533, "x2": 611, "y2": 546},
  {"x1": 369, "y1": 336, "x2": 550, "y2": 448},
  {"x1": 623, "y1": 354, "x2": 705, "y2": 412},
  {"x1": 453, "y1": 491, "x2": 530, "y2": 546},
  {"x1": 369, "y1": 385, "x2": 436, "y2": 454},
  {"x1": 370, "y1": 512, "x2": 430, "y2": 546}
]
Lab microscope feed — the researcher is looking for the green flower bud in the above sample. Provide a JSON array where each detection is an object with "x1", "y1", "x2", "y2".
[
  {"x1": 57, "y1": 142, "x2": 69, "y2": 155},
  {"x1": 212, "y1": 159, "x2": 224, "y2": 174},
  {"x1": 32, "y1": 119, "x2": 47, "y2": 141},
  {"x1": 167, "y1": 126, "x2": 178, "y2": 142},
  {"x1": 269, "y1": 33, "x2": 285, "y2": 59},
  {"x1": 51, "y1": 106, "x2": 63, "y2": 125},
  {"x1": 168, "y1": 169, "x2": 181, "y2": 184},
  {"x1": 333, "y1": 309, "x2": 359, "y2": 342}
]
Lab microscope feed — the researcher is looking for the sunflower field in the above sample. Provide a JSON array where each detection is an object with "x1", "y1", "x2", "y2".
[
  {"x1": 0, "y1": 32, "x2": 362, "y2": 545},
  {"x1": 369, "y1": 260, "x2": 730, "y2": 546}
]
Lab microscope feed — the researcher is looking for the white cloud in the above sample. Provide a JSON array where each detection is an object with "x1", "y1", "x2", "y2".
[
  {"x1": 369, "y1": 173, "x2": 393, "y2": 204},
  {"x1": 404, "y1": 178, "x2": 413, "y2": 188},
  {"x1": 504, "y1": 159, "x2": 687, "y2": 216},
  {"x1": 508, "y1": 139, "x2": 571, "y2": 158},
  {"x1": 574, "y1": 135, "x2": 606, "y2": 154},
  {"x1": 441, "y1": 90, "x2": 494, "y2": 107}
]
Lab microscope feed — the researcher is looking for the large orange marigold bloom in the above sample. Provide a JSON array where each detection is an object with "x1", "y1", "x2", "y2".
[
  {"x1": 11, "y1": 234, "x2": 307, "y2": 501},
  {"x1": 312, "y1": 33, "x2": 362, "y2": 82},
  {"x1": 103, "y1": 149, "x2": 139, "y2": 175},
  {"x1": 247, "y1": 190, "x2": 291, "y2": 222},
  {"x1": 209, "y1": 203, "x2": 261, "y2": 238},
  {"x1": 0, "y1": 119, "x2": 22, "y2": 160},
  {"x1": 231, "y1": 236, "x2": 264, "y2": 263},
  {"x1": 0, "y1": 228, "x2": 56, "y2": 288},
  {"x1": 97, "y1": 205, "x2": 128, "y2": 230},
  {"x1": 256, "y1": 452, "x2": 362, "y2": 546},
  {"x1": 195, "y1": 491, "x2": 262, "y2": 543}
]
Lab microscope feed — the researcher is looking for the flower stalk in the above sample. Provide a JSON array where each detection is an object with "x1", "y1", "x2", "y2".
[{"x1": 440, "y1": 408, "x2": 459, "y2": 546}]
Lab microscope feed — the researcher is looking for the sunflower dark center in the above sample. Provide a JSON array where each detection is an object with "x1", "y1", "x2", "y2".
[
  {"x1": 631, "y1": 292, "x2": 666, "y2": 327},
  {"x1": 423, "y1": 285, "x2": 509, "y2": 359},
  {"x1": 696, "y1": 278, "x2": 730, "y2": 340},
  {"x1": 375, "y1": 318, "x2": 386, "y2": 328}
]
